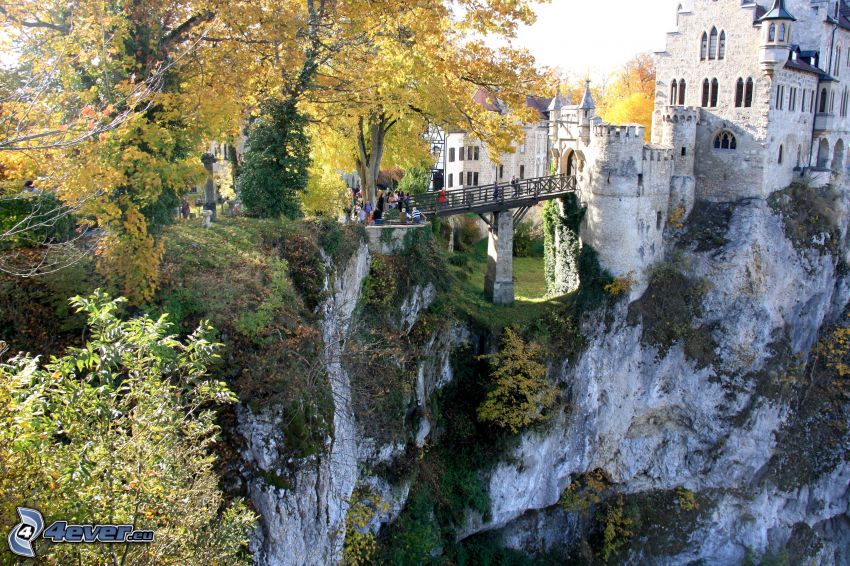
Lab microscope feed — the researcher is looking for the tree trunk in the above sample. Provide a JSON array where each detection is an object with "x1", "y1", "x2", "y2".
[{"x1": 355, "y1": 111, "x2": 396, "y2": 205}]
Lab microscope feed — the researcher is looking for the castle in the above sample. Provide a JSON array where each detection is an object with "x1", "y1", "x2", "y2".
[{"x1": 547, "y1": 0, "x2": 850, "y2": 289}]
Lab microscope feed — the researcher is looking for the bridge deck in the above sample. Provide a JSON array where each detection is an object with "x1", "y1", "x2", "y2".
[{"x1": 410, "y1": 174, "x2": 577, "y2": 217}]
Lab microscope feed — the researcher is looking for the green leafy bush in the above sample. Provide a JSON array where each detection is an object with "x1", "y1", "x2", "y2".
[
  {"x1": 0, "y1": 290, "x2": 255, "y2": 564},
  {"x1": 0, "y1": 192, "x2": 76, "y2": 250},
  {"x1": 237, "y1": 99, "x2": 309, "y2": 219}
]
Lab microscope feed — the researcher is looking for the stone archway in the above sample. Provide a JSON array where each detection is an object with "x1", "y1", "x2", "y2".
[
  {"x1": 817, "y1": 138, "x2": 830, "y2": 169},
  {"x1": 833, "y1": 139, "x2": 845, "y2": 173},
  {"x1": 562, "y1": 149, "x2": 577, "y2": 177}
]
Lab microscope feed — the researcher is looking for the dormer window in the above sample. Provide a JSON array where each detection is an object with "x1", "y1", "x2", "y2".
[
  {"x1": 779, "y1": 23, "x2": 786, "y2": 42},
  {"x1": 769, "y1": 24, "x2": 776, "y2": 43}
]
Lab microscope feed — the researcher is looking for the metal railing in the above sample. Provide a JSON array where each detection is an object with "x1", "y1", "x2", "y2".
[{"x1": 409, "y1": 174, "x2": 577, "y2": 217}]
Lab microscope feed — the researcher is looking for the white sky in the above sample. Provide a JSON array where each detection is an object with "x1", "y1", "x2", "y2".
[{"x1": 514, "y1": 0, "x2": 682, "y2": 80}]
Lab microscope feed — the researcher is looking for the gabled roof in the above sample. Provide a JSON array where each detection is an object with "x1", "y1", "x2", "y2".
[
  {"x1": 471, "y1": 87, "x2": 551, "y2": 119},
  {"x1": 758, "y1": 0, "x2": 795, "y2": 22}
]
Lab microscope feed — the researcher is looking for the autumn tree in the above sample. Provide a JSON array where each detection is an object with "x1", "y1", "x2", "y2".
[
  {"x1": 477, "y1": 328, "x2": 557, "y2": 434},
  {"x1": 304, "y1": 0, "x2": 549, "y2": 205},
  {"x1": 596, "y1": 53, "x2": 656, "y2": 140}
]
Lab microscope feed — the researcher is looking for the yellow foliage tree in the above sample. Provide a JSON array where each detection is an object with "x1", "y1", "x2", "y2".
[
  {"x1": 477, "y1": 328, "x2": 557, "y2": 434},
  {"x1": 596, "y1": 53, "x2": 656, "y2": 141}
]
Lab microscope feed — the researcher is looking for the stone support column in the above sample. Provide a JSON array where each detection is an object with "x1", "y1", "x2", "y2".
[{"x1": 484, "y1": 211, "x2": 515, "y2": 305}]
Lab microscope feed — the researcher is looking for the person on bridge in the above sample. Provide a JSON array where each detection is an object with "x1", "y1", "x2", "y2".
[
  {"x1": 438, "y1": 187, "x2": 447, "y2": 209},
  {"x1": 511, "y1": 176, "x2": 519, "y2": 197},
  {"x1": 493, "y1": 180, "x2": 500, "y2": 201}
]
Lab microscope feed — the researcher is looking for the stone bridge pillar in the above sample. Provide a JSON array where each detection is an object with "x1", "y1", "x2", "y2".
[{"x1": 484, "y1": 211, "x2": 514, "y2": 305}]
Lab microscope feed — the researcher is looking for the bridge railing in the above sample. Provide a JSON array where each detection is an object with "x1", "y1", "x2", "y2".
[{"x1": 409, "y1": 174, "x2": 577, "y2": 216}]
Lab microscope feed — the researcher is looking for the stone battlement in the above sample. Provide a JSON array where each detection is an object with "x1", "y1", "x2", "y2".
[
  {"x1": 592, "y1": 124, "x2": 646, "y2": 141},
  {"x1": 659, "y1": 106, "x2": 699, "y2": 124},
  {"x1": 642, "y1": 146, "x2": 674, "y2": 162}
]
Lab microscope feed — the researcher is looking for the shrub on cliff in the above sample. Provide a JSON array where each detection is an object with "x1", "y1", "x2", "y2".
[
  {"x1": 477, "y1": 328, "x2": 556, "y2": 434},
  {"x1": 0, "y1": 291, "x2": 255, "y2": 564}
]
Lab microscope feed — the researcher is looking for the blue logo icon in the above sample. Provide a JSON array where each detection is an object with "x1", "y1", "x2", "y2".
[{"x1": 7, "y1": 507, "x2": 44, "y2": 558}]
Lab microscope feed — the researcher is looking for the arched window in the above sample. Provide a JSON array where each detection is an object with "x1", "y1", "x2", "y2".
[
  {"x1": 719, "y1": 31, "x2": 726, "y2": 60},
  {"x1": 778, "y1": 145, "x2": 783, "y2": 164},
  {"x1": 779, "y1": 24, "x2": 786, "y2": 42},
  {"x1": 735, "y1": 78, "x2": 744, "y2": 107},
  {"x1": 710, "y1": 78, "x2": 719, "y2": 107},
  {"x1": 745, "y1": 78, "x2": 754, "y2": 107},
  {"x1": 709, "y1": 27, "x2": 718, "y2": 59},
  {"x1": 679, "y1": 79, "x2": 687, "y2": 105},
  {"x1": 714, "y1": 131, "x2": 737, "y2": 150},
  {"x1": 769, "y1": 24, "x2": 776, "y2": 43},
  {"x1": 671, "y1": 80, "x2": 678, "y2": 104},
  {"x1": 702, "y1": 79, "x2": 710, "y2": 107},
  {"x1": 701, "y1": 32, "x2": 708, "y2": 60},
  {"x1": 820, "y1": 88, "x2": 828, "y2": 113}
]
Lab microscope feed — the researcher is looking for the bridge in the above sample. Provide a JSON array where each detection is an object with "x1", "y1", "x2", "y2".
[{"x1": 408, "y1": 174, "x2": 578, "y2": 305}]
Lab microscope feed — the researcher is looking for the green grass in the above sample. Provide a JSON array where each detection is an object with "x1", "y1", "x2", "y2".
[{"x1": 447, "y1": 238, "x2": 570, "y2": 332}]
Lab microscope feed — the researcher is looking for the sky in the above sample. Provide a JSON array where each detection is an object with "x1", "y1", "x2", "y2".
[{"x1": 514, "y1": 0, "x2": 682, "y2": 80}]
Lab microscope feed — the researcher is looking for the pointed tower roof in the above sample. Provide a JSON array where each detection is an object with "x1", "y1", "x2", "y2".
[
  {"x1": 579, "y1": 80, "x2": 596, "y2": 110},
  {"x1": 759, "y1": 0, "x2": 795, "y2": 21},
  {"x1": 548, "y1": 83, "x2": 566, "y2": 111}
]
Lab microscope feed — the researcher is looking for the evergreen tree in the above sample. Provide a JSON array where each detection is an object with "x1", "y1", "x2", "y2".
[{"x1": 237, "y1": 100, "x2": 310, "y2": 219}]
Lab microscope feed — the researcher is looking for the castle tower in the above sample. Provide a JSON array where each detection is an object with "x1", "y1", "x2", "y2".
[
  {"x1": 659, "y1": 106, "x2": 698, "y2": 220},
  {"x1": 659, "y1": 107, "x2": 698, "y2": 178},
  {"x1": 578, "y1": 124, "x2": 671, "y2": 295},
  {"x1": 758, "y1": 0, "x2": 795, "y2": 77},
  {"x1": 578, "y1": 81, "x2": 596, "y2": 144}
]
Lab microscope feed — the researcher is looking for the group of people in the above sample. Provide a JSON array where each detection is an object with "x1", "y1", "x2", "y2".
[
  {"x1": 434, "y1": 176, "x2": 524, "y2": 209},
  {"x1": 350, "y1": 187, "x2": 425, "y2": 225}
]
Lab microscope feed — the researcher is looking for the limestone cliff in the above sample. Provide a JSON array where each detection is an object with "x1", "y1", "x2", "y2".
[{"x1": 237, "y1": 188, "x2": 850, "y2": 565}]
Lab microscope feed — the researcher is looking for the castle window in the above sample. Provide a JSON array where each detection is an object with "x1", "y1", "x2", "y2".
[
  {"x1": 775, "y1": 85, "x2": 785, "y2": 110},
  {"x1": 657, "y1": 211, "x2": 663, "y2": 230},
  {"x1": 835, "y1": 46, "x2": 842, "y2": 77},
  {"x1": 520, "y1": 165, "x2": 525, "y2": 180},
  {"x1": 735, "y1": 78, "x2": 744, "y2": 107},
  {"x1": 467, "y1": 172, "x2": 473, "y2": 185},
  {"x1": 790, "y1": 87, "x2": 797, "y2": 112},
  {"x1": 709, "y1": 27, "x2": 718, "y2": 59},
  {"x1": 671, "y1": 80, "x2": 678, "y2": 104},
  {"x1": 679, "y1": 79, "x2": 687, "y2": 104},
  {"x1": 448, "y1": 173, "x2": 453, "y2": 188},
  {"x1": 779, "y1": 24, "x2": 786, "y2": 42},
  {"x1": 769, "y1": 24, "x2": 776, "y2": 43},
  {"x1": 718, "y1": 31, "x2": 726, "y2": 60},
  {"x1": 745, "y1": 78, "x2": 754, "y2": 107},
  {"x1": 778, "y1": 144, "x2": 784, "y2": 165},
  {"x1": 710, "y1": 78, "x2": 719, "y2": 107},
  {"x1": 473, "y1": 172, "x2": 479, "y2": 185},
  {"x1": 681, "y1": 147, "x2": 687, "y2": 157},
  {"x1": 449, "y1": 147, "x2": 455, "y2": 162},
  {"x1": 474, "y1": 146, "x2": 480, "y2": 160},
  {"x1": 811, "y1": 89, "x2": 816, "y2": 112},
  {"x1": 713, "y1": 131, "x2": 737, "y2": 150},
  {"x1": 701, "y1": 32, "x2": 708, "y2": 60},
  {"x1": 831, "y1": 91, "x2": 835, "y2": 113},
  {"x1": 459, "y1": 147, "x2": 464, "y2": 161},
  {"x1": 702, "y1": 79, "x2": 710, "y2": 107},
  {"x1": 499, "y1": 164, "x2": 504, "y2": 179}
]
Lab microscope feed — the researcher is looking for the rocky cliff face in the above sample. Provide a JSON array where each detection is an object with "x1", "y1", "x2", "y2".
[
  {"x1": 475, "y1": 193, "x2": 850, "y2": 563},
  {"x1": 238, "y1": 188, "x2": 850, "y2": 565},
  {"x1": 239, "y1": 243, "x2": 371, "y2": 566}
]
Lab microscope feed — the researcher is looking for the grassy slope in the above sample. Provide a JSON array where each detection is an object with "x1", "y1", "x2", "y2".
[{"x1": 447, "y1": 237, "x2": 571, "y2": 332}]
